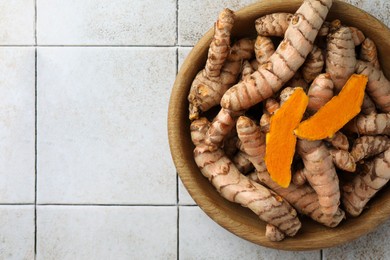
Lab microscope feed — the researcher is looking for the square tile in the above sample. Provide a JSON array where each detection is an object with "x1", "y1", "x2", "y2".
[
  {"x1": 178, "y1": 0, "x2": 258, "y2": 46},
  {"x1": 179, "y1": 206, "x2": 321, "y2": 260},
  {"x1": 37, "y1": 47, "x2": 176, "y2": 204},
  {"x1": 323, "y1": 218, "x2": 390, "y2": 259},
  {"x1": 0, "y1": 205, "x2": 35, "y2": 260},
  {"x1": 37, "y1": 206, "x2": 177, "y2": 260},
  {"x1": 0, "y1": 47, "x2": 35, "y2": 203},
  {"x1": 37, "y1": 0, "x2": 176, "y2": 45},
  {"x1": 178, "y1": 47, "x2": 193, "y2": 72},
  {"x1": 178, "y1": 178, "x2": 196, "y2": 205},
  {"x1": 341, "y1": 0, "x2": 390, "y2": 27},
  {"x1": 0, "y1": 0, "x2": 35, "y2": 45}
]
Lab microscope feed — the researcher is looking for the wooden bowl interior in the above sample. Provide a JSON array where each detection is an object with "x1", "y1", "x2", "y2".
[{"x1": 168, "y1": 0, "x2": 390, "y2": 250}]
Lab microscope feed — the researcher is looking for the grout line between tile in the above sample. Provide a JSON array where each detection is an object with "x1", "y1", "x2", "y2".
[
  {"x1": 175, "y1": 0, "x2": 179, "y2": 46},
  {"x1": 175, "y1": 5, "x2": 179, "y2": 250},
  {"x1": 0, "y1": 203, "x2": 35, "y2": 206},
  {"x1": 34, "y1": 0, "x2": 38, "y2": 258},
  {"x1": 0, "y1": 44, "x2": 194, "y2": 48},
  {"x1": 34, "y1": 48, "x2": 38, "y2": 260},
  {"x1": 36, "y1": 203, "x2": 180, "y2": 207},
  {"x1": 321, "y1": 249, "x2": 324, "y2": 260}
]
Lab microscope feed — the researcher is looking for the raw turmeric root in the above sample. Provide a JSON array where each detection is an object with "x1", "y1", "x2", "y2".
[
  {"x1": 265, "y1": 88, "x2": 309, "y2": 188},
  {"x1": 350, "y1": 136, "x2": 390, "y2": 162},
  {"x1": 191, "y1": 119, "x2": 301, "y2": 239},
  {"x1": 221, "y1": 0, "x2": 332, "y2": 111},
  {"x1": 264, "y1": 97, "x2": 280, "y2": 115},
  {"x1": 190, "y1": 117, "x2": 211, "y2": 146},
  {"x1": 254, "y1": 36, "x2": 275, "y2": 65},
  {"x1": 285, "y1": 71, "x2": 309, "y2": 92},
  {"x1": 251, "y1": 170, "x2": 345, "y2": 228},
  {"x1": 345, "y1": 112, "x2": 390, "y2": 136},
  {"x1": 361, "y1": 94, "x2": 377, "y2": 115},
  {"x1": 342, "y1": 148, "x2": 390, "y2": 217},
  {"x1": 259, "y1": 113, "x2": 271, "y2": 133},
  {"x1": 349, "y1": 26, "x2": 365, "y2": 46},
  {"x1": 329, "y1": 148, "x2": 356, "y2": 172},
  {"x1": 259, "y1": 98, "x2": 280, "y2": 133},
  {"x1": 188, "y1": 11, "x2": 256, "y2": 120},
  {"x1": 236, "y1": 116, "x2": 266, "y2": 172},
  {"x1": 360, "y1": 38, "x2": 380, "y2": 69},
  {"x1": 188, "y1": 9, "x2": 234, "y2": 120},
  {"x1": 265, "y1": 224, "x2": 285, "y2": 242},
  {"x1": 240, "y1": 60, "x2": 254, "y2": 81},
  {"x1": 307, "y1": 73, "x2": 334, "y2": 114},
  {"x1": 301, "y1": 45, "x2": 325, "y2": 83},
  {"x1": 255, "y1": 13, "x2": 293, "y2": 37},
  {"x1": 325, "y1": 131, "x2": 349, "y2": 151},
  {"x1": 255, "y1": 12, "x2": 332, "y2": 37},
  {"x1": 233, "y1": 151, "x2": 254, "y2": 174},
  {"x1": 355, "y1": 60, "x2": 390, "y2": 113},
  {"x1": 223, "y1": 128, "x2": 238, "y2": 158},
  {"x1": 205, "y1": 108, "x2": 244, "y2": 151},
  {"x1": 295, "y1": 74, "x2": 368, "y2": 141},
  {"x1": 296, "y1": 139, "x2": 341, "y2": 216},
  {"x1": 326, "y1": 26, "x2": 357, "y2": 93}
]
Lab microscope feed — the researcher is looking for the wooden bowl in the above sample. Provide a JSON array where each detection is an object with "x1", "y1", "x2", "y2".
[{"x1": 168, "y1": 0, "x2": 390, "y2": 250}]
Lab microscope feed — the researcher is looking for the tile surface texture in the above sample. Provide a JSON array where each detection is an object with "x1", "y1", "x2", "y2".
[
  {"x1": 37, "y1": 206, "x2": 177, "y2": 259},
  {"x1": 0, "y1": 0, "x2": 389, "y2": 259},
  {"x1": 0, "y1": 206, "x2": 35, "y2": 260},
  {"x1": 37, "y1": 0, "x2": 176, "y2": 45},
  {"x1": 180, "y1": 207, "x2": 321, "y2": 259},
  {"x1": 0, "y1": 0, "x2": 35, "y2": 45},
  {"x1": 37, "y1": 47, "x2": 176, "y2": 204},
  {"x1": 0, "y1": 48, "x2": 35, "y2": 203}
]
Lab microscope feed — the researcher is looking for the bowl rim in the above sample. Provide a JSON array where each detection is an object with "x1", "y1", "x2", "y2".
[{"x1": 168, "y1": 0, "x2": 390, "y2": 251}]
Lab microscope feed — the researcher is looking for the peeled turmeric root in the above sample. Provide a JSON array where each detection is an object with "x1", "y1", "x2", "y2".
[
  {"x1": 295, "y1": 74, "x2": 368, "y2": 140},
  {"x1": 265, "y1": 88, "x2": 309, "y2": 188},
  {"x1": 342, "y1": 148, "x2": 390, "y2": 217}
]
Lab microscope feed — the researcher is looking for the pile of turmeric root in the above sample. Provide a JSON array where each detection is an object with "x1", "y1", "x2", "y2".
[{"x1": 187, "y1": 0, "x2": 390, "y2": 241}]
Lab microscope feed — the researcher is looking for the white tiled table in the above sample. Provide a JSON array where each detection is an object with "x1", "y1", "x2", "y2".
[{"x1": 1, "y1": 0, "x2": 389, "y2": 259}]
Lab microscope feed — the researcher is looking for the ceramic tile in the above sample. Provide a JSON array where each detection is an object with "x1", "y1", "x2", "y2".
[
  {"x1": 322, "y1": 218, "x2": 390, "y2": 260},
  {"x1": 37, "y1": 0, "x2": 176, "y2": 45},
  {"x1": 178, "y1": 178, "x2": 196, "y2": 205},
  {"x1": 0, "y1": 0, "x2": 35, "y2": 45},
  {"x1": 178, "y1": 0, "x2": 258, "y2": 46},
  {"x1": 37, "y1": 206, "x2": 177, "y2": 260},
  {"x1": 341, "y1": 0, "x2": 390, "y2": 27},
  {"x1": 179, "y1": 206, "x2": 321, "y2": 260},
  {"x1": 178, "y1": 47, "x2": 193, "y2": 72},
  {"x1": 37, "y1": 47, "x2": 176, "y2": 204},
  {"x1": 0, "y1": 205, "x2": 35, "y2": 260},
  {"x1": 0, "y1": 48, "x2": 35, "y2": 203}
]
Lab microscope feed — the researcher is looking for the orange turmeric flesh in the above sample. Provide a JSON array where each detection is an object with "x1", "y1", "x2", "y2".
[
  {"x1": 265, "y1": 88, "x2": 308, "y2": 188},
  {"x1": 295, "y1": 74, "x2": 368, "y2": 141}
]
